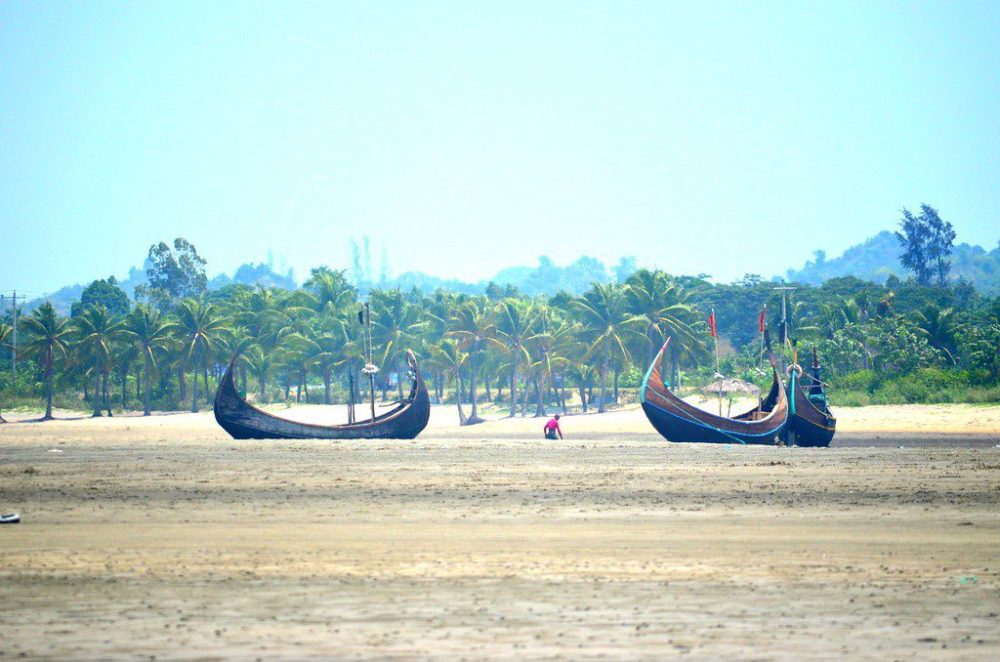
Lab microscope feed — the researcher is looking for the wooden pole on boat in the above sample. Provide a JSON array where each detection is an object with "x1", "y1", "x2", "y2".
[
  {"x1": 347, "y1": 371, "x2": 355, "y2": 424},
  {"x1": 759, "y1": 304, "x2": 767, "y2": 369},
  {"x1": 366, "y1": 302, "x2": 376, "y2": 425},
  {"x1": 711, "y1": 308, "x2": 722, "y2": 415}
]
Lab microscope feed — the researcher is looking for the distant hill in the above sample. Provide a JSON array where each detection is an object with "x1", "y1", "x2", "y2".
[
  {"x1": 369, "y1": 256, "x2": 624, "y2": 296},
  {"x1": 24, "y1": 262, "x2": 299, "y2": 315},
  {"x1": 786, "y1": 231, "x2": 1000, "y2": 295},
  {"x1": 210, "y1": 263, "x2": 297, "y2": 291},
  {"x1": 19, "y1": 237, "x2": 1000, "y2": 318}
]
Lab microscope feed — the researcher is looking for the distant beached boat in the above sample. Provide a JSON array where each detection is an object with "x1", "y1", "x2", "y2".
[
  {"x1": 640, "y1": 338, "x2": 788, "y2": 445},
  {"x1": 213, "y1": 349, "x2": 430, "y2": 440},
  {"x1": 783, "y1": 349, "x2": 836, "y2": 447}
]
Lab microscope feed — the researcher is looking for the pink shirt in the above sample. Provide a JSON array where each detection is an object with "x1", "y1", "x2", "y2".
[{"x1": 545, "y1": 418, "x2": 561, "y2": 432}]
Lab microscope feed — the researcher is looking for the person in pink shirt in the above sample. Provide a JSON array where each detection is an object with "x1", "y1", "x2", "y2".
[{"x1": 543, "y1": 414, "x2": 563, "y2": 440}]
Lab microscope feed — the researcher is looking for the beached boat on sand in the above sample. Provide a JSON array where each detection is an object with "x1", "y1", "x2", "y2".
[
  {"x1": 783, "y1": 349, "x2": 836, "y2": 447},
  {"x1": 640, "y1": 338, "x2": 788, "y2": 445},
  {"x1": 214, "y1": 349, "x2": 430, "y2": 440}
]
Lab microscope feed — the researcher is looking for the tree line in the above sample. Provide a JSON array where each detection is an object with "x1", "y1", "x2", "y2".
[{"x1": 1, "y1": 235, "x2": 998, "y2": 421}]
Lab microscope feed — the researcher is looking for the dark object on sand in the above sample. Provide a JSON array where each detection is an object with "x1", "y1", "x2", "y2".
[
  {"x1": 640, "y1": 338, "x2": 788, "y2": 445},
  {"x1": 214, "y1": 350, "x2": 430, "y2": 440},
  {"x1": 1, "y1": 513, "x2": 20, "y2": 524},
  {"x1": 783, "y1": 348, "x2": 836, "y2": 447}
]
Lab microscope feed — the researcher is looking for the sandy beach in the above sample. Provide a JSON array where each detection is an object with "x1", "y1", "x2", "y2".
[{"x1": 2, "y1": 403, "x2": 999, "y2": 659}]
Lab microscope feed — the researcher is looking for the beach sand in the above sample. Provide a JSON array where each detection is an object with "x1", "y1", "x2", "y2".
[{"x1": 1, "y1": 403, "x2": 999, "y2": 658}]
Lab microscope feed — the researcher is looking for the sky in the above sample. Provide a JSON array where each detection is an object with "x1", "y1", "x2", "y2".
[{"x1": 2, "y1": 0, "x2": 999, "y2": 296}]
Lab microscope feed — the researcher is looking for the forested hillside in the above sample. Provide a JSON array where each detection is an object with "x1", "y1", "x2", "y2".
[{"x1": 787, "y1": 231, "x2": 1000, "y2": 295}]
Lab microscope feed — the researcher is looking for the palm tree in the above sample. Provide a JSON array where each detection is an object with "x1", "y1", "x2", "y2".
[
  {"x1": 570, "y1": 283, "x2": 643, "y2": 413},
  {"x1": 447, "y1": 297, "x2": 496, "y2": 424},
  {"x1": 122, "y1": 305, "x2": 176, "y2": 415},
  {"x1": 18, "y1": 304, "x2": 72, "y2": 421},
  {"x1": 913, "y1": 306, "x2": 963, "y2": 365},
  {"x1": 494, "y1": 298, "x2": 538, "y2": 417},
  {"x1": 625, "y1": 269, "x2": 702, "y2": 383},
  {"x1": 370, "y1": 289, "x2": 429, "y2": 401},
  {"x1": 241, "y1": 343, "x2": 273, "y2": 403},
  {"x1": 304, "y1": 267, "x2": 357, "y2": 316},
  {"x1": 113, "y1": 340, "x2": 140, "y2": 411},
  {"x1": 567, "y1": 361, "x2": 594, "y2": 413},
  {"x1": 74, "y1": 305, "x2": 126, "y2": 417},
  {"x1": 428, "y1": 338, "x2": 470, "y2": 424},
  {"x1": 176, "y1": 299, "x2": 231, "y2": 412},
  {"x1": 0, "y1": 322, "x2": 13, "y2": 422}
]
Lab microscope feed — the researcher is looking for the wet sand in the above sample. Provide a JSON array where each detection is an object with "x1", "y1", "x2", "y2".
[{"x1": 1, "y1": 404, "x2": 999, "y2": 658}]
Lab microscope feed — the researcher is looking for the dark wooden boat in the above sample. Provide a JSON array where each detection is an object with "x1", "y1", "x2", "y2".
[
  {"x1": 783, "y1": 349, "x2": 836, "y2": 447},
  {"x1": 640, "y1": 338, "x2": 788, "y2": 445},
  {"x1": 214, "y1": 350, "x2": 430, "y2": 440}
]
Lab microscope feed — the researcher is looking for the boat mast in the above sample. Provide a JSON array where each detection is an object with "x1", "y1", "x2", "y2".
[{"x1": 360, "y1": 301, "x2": 377, "y2": 425}]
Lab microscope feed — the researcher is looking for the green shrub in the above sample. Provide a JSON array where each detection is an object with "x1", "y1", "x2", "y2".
[{"x1": 834, "y1": 370, "x2": 877, "y2": 393}]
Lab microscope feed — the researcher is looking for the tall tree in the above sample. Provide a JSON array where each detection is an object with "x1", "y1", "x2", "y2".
[
  {"x1": 912, "y1": 306, "x2": 962, "y2": 365},
  {"x1": 0, "y1": 322, "x2": 12, "y2": 422},
  {"x1": 71, "y1": 277, "x2": 131, "y2": 318},
  {"x1": 370, "y1": 289, "x2": 428, "y2": 401},
  {"x1": 74, "y1": 305, "x2": 126, "y2": 417},
  {"x1": 176, "y1": 299, "x2": 231, "y2": 412},
  {"x1": 494, "y1": 298, "x2": 538, "y2": 417},
  {"x1": 428, "y1": 338, "x2": 470, "y2": 424},
  {"x1": 122, "y1": 305, "x2": 176, "y2": 415},
  {"x1": 624, "y1": 269, "x2": 702, "y2": 382},
  {"x1": 144, "y1": 238, "x2": 209, "y2": 303},
  {"x1": 896, "y1": 204, "x2": 955, "y2": 286},
  {"x1": 570, "y1": 283, "x2": 643, "y2": 412},
  {"x1": 447, "y1": 298, "x2": 496, "y2": 424},
  {"x1": 304, "y1": 267, "x2": 357, "y2": 316},
  {"x1": 18, "y1": 303, "x2": 72, "y2": 421}
]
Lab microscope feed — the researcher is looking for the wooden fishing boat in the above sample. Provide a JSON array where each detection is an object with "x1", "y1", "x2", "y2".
[
  {"x1": 214, "y1": 349, "x2": 430, "y2": 440},
  {"x1": 783, "y1": 349, "x2": 836, "y2": 447},
  {"x1": 640, "y1": 338, "x2": 788, "y2": 445}
]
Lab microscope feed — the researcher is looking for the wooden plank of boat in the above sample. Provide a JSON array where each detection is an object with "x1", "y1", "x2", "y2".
[
  {"x1": 213, "y1": 349, "x2": 430, "y2": 440},
  {"x1": 640, "y1": 338, "x2": 788, "y2": 445}
]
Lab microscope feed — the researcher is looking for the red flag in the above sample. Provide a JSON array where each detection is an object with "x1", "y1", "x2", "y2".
[
  {"x1": 707, "y1": 310, "x2": 717, "y2": 338},
  {"x1": 757, "y1": 304, "x2": 767, "y2": 333}
]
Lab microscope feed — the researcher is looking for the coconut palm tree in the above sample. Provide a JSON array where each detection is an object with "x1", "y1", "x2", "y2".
[
  {"x1": 176, "y1": 299, "x2": 231, "y2": 412},
  {"x1": 447, "y1": 297, "x2": 496, "y2": 424},
  {"x1": 624, "y1": 269, "x2": 703, "y2": 383},
  {"x1": 494, "y1": 298, "x2": 538, "y2": 417},
  {"x1": 18, "y1": 304, "x2": 72, "y2": 421},
  {"x1": 370, "y1": 289, "x2": 429, "y2": 401},
  {"x1": 0, "y1": 322, "x2": 13, "y2": 422},
  {"x1": 304, "y1": 267, "x2": 357, "y2": 317},
  {"x1": 122, "y1": 304, "x2": 177, "y2": 415},
  {"x1": 241, "y1": 343, "x2": 273, "y2": 403},
  {"x1": 428, "y1": 338, "x2": 470, "y2": 424},
  {"x1": 74, "y1": 305, "x2": 126, "y2": 417},
  {"x1": 113, "y1": 340, "x2": 140, "y2": 411},
  {"x1": 913, "y1": 306, "x2": 963, "y2": 365},
  {"x1": 570, "y1": 283, "x2": 643, "y2": 413}
]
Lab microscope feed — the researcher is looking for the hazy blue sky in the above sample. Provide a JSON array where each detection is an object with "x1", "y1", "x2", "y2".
[{"x1": 2, "y1": 1, "x2": 999, "y2": 295}]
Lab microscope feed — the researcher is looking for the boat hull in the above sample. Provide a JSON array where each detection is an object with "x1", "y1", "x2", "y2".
[
  {"x1": 640, "y1": 339, "x2": 788, "y2": 445},
  {"x1": 784, "y1": 370, "x2": 835, "y2": 447},
  {"x1": 213, "y1": 351, "x2": 430, "y2": 440}
]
